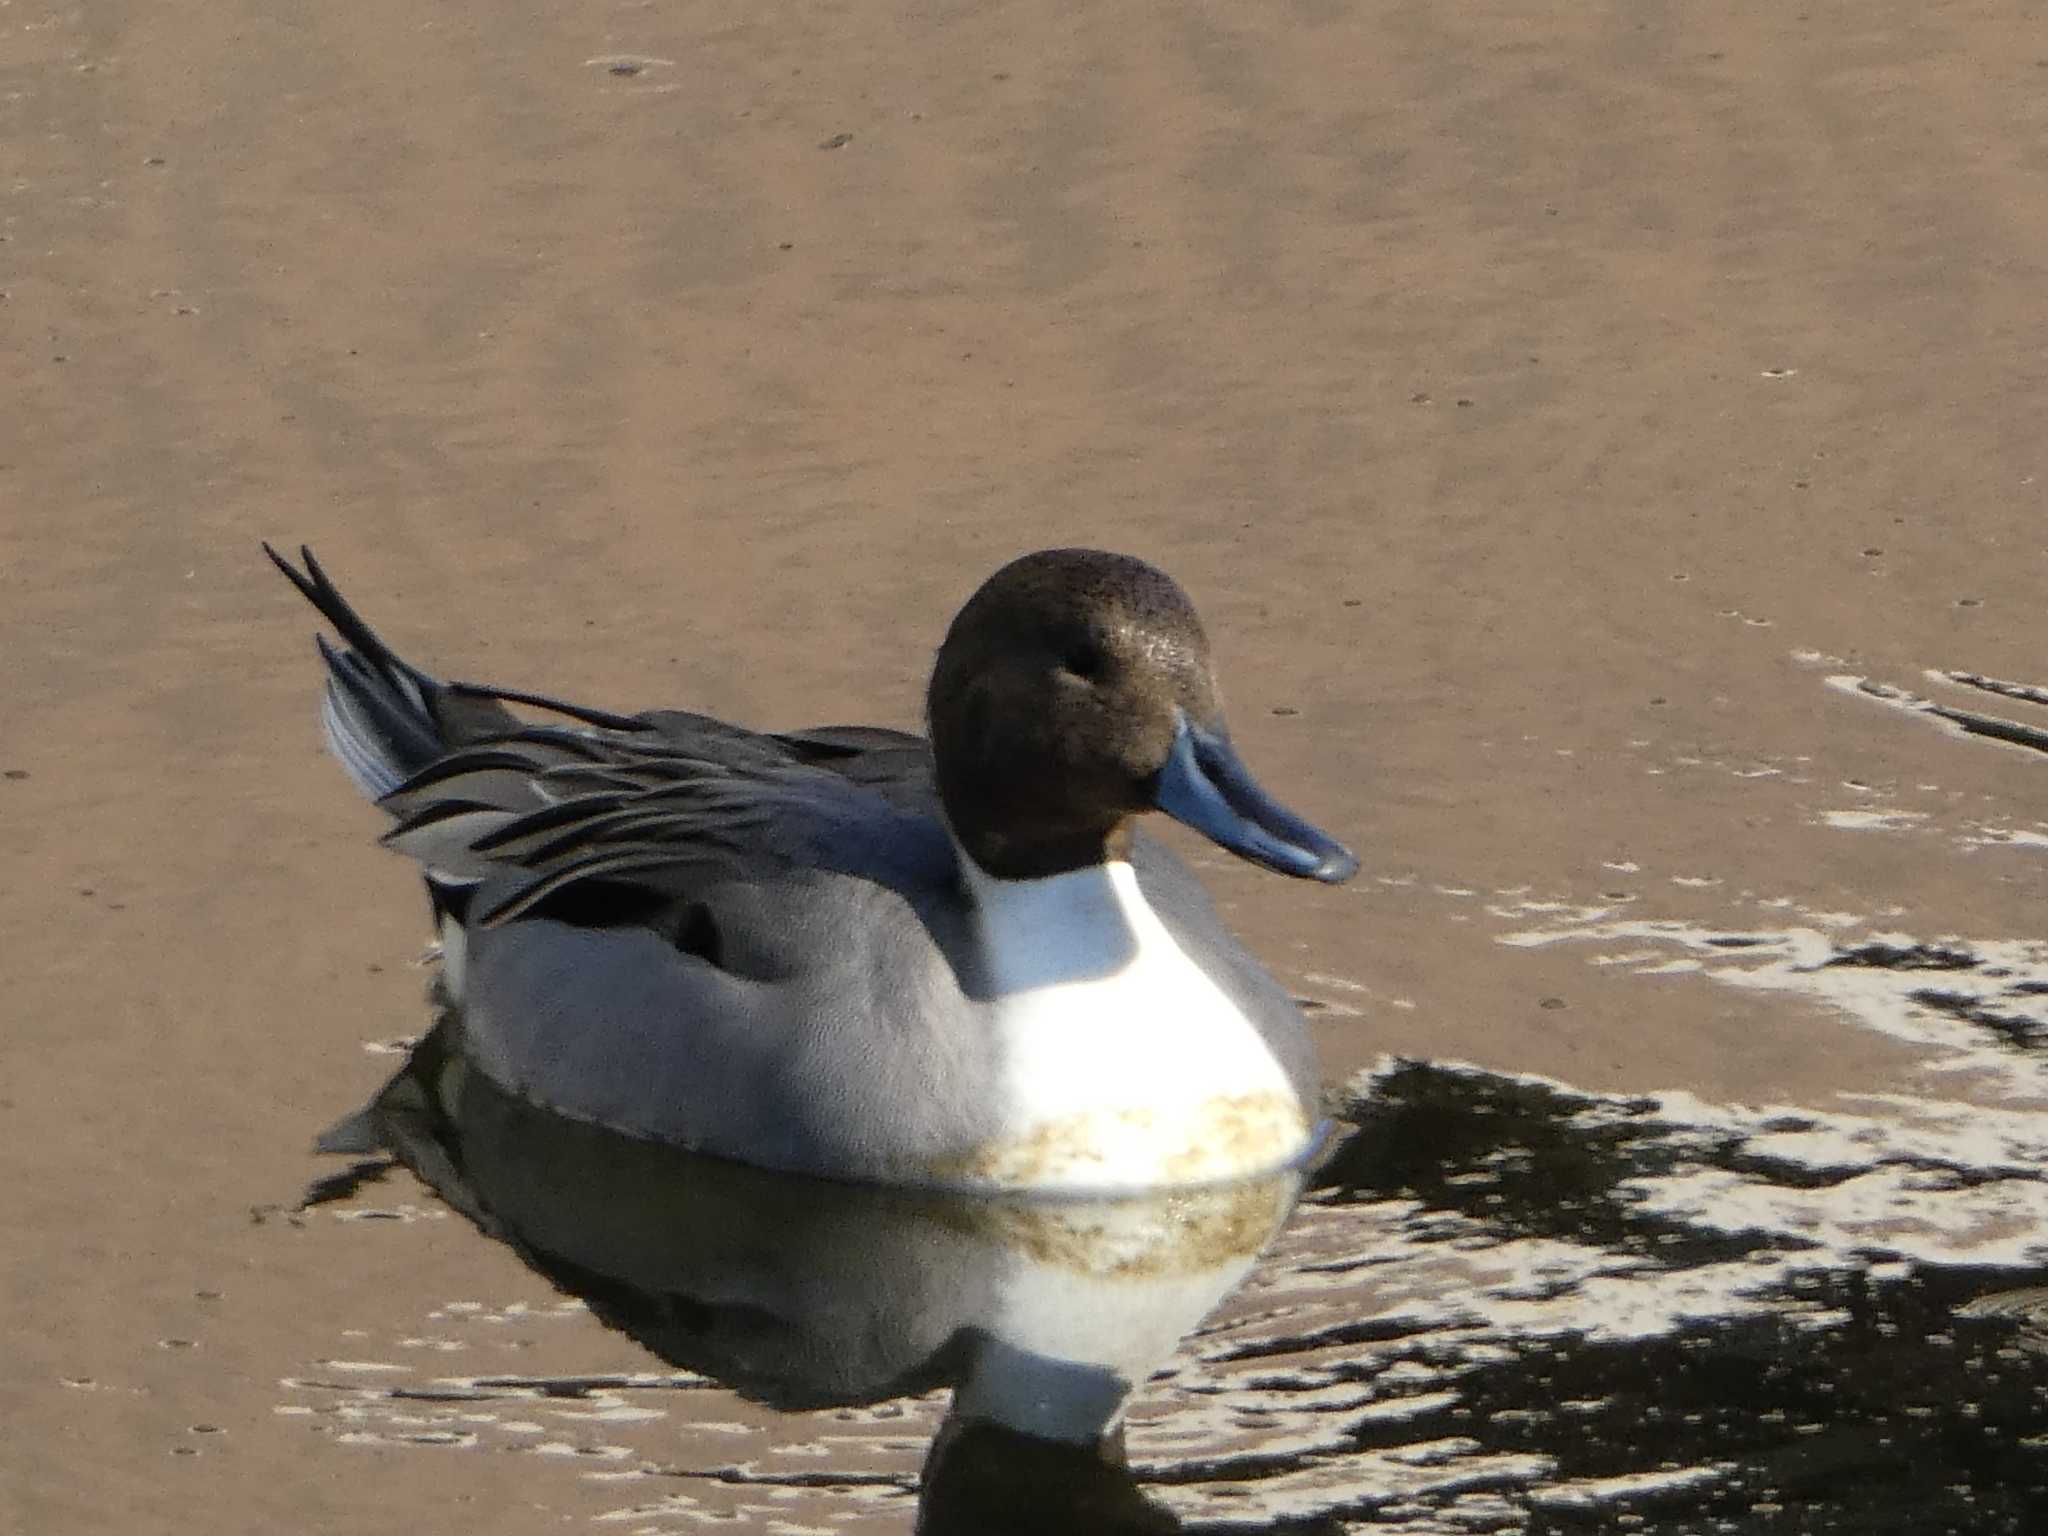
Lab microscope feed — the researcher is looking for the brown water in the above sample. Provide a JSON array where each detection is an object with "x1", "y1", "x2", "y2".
[{"x1": 7, "y1": 2, "x2": 2048, "y2": 1531}]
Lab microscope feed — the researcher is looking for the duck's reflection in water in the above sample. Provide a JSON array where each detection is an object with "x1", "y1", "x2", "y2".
[
  {"x1": 310, "y1": 1014, "x2": 1302, "y2": 1533},
  {"x1": 300, "y1": 1042, "x2": 2048, "y2": 1532}
]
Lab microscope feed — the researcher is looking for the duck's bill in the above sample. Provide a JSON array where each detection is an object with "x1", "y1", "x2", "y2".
[{"x1": 1151, "y1": 715, "x2": 1359, "y2": 883}]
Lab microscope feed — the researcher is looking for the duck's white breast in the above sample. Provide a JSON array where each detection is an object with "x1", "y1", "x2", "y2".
[{"x1": 943, "y1": 856, "x2": 1311, "y2": 1192}]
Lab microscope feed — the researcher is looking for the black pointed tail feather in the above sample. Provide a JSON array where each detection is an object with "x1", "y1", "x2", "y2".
[
  {"x1": 268, "y1": 544, "x2": 632, "y2": 802},
  {"x1": 266, "y1": 543, "x2": 468, "y2": 799},
  {"x1": 264, "y1": 543, "x2": 434, "y2": 695}
]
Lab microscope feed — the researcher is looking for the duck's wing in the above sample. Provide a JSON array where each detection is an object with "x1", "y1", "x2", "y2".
[{"x1": 377, "y1": 717, "x2": 957, "y2": 932}]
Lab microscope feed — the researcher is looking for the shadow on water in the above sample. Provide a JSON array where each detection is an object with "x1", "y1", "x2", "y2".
[
  {"x1": 1248, "y1": 1063, "x2": 2048, "y2": 1533},
  {"x1": 293, "y1": 1024, "x2": 2048, "y2": 1533}
]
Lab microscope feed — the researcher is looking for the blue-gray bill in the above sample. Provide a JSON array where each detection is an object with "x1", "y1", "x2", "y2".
[{"x1": 1151, "y1": 715, "x2": 1359, "y2": 884}]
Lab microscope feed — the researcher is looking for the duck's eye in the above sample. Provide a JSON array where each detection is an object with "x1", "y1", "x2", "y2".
[{"x1": 1061, "y1": 640, "x2": 1109, "y2": 683}]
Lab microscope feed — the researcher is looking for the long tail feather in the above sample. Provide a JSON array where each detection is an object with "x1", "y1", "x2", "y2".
[{"x1": 266, "y1": 543, "x2": 453, "y2": 801}]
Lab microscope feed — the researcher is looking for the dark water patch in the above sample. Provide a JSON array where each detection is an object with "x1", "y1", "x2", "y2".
[
  {"x1": 1910, "y1": 989, "x2": 2048, "y2": 1051},
  {"x1": 1822, "y1": 942, "x2": 1981, "y2": 973},
  {"x1": 1146, "y1": 1061, "x2": 2048, "y2": 1530},
  {"x1": 1315, "y1": 1061, "x2": 1808, "y2": 1268},
  {"x1": 1329, "y1": 1265, "x2": 2048, "y2": 1534},
  {"x1": 468, "y1": 1371, "x2": 703, "y2": 1398},
  {"x1": 385, "y1": 1385, "x2": 495, "y2": 1403}
]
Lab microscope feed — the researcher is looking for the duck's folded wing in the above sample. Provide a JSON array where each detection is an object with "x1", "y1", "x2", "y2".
[{"x1": 376, "y1": 718, "x2": 955, "y2": 929}]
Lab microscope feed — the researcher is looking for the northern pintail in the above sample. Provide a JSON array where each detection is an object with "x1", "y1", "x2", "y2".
[{"x1": 269, "y1": 545, "x2": 1358, "y2": 1193}]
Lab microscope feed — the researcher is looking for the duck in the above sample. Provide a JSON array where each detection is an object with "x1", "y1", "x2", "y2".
[{"x1": 268, "y1": 544, "x2": 1358, "y2": 1194}]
